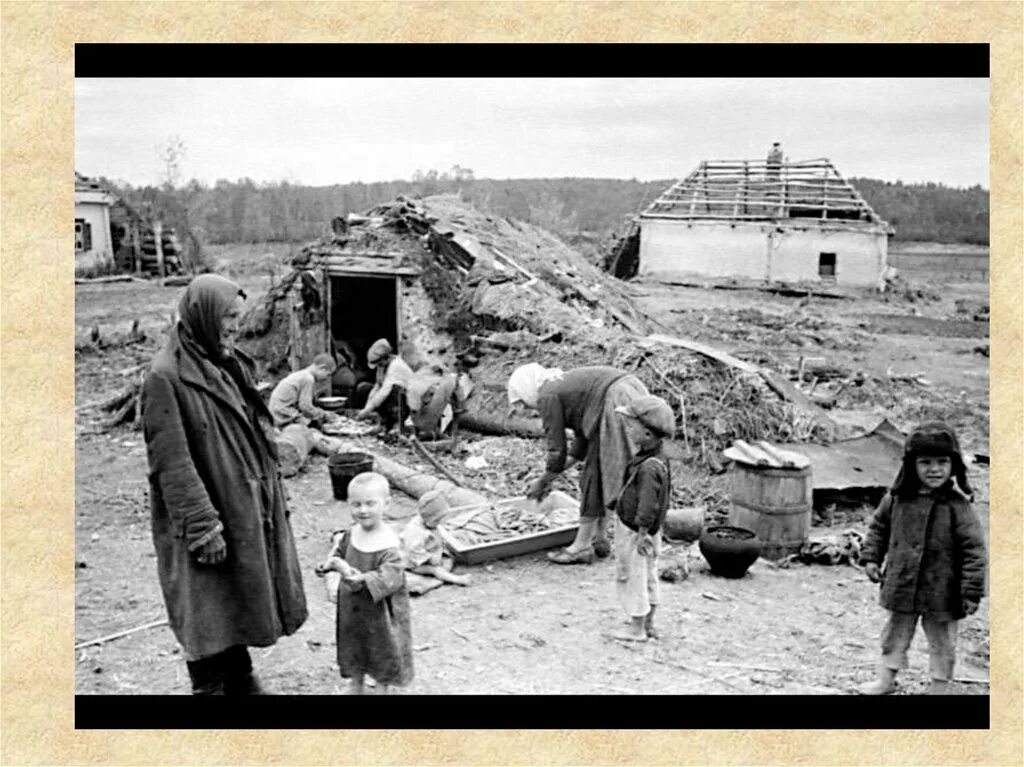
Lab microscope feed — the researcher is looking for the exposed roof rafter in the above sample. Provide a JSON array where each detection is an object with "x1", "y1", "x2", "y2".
[{"x1": 642, "y1": 158, "x2": 889, "y2": 230}]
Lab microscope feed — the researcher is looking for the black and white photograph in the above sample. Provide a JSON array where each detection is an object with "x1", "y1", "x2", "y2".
[{"x1": 72, "y1": 53, "x2": 993, "y2": 713}]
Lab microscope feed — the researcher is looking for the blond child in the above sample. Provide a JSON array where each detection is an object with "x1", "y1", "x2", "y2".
[
  {"x1": 608, "y1": 396, "x2": 675, "y2": 642},
  {"x1": 400, "y1": 490, "x2": 470, "y2": 587},
  {"x1": 859, "y1": 421, "x2": 986, "y2": 695},
  {"x1": 315, "y1": 472, "x2": 413, "y2": 694}
]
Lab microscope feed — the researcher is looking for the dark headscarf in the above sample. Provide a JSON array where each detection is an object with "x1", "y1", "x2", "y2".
[
  {"x1": 174, "y1": 275, "x2": 273, "y2": 453},
  {"x1": 891, "y1": 421, "x2": 973, "y2": 500},
  {"x1": 177, "y1": 274, "x2": 247, "y2": 361}
]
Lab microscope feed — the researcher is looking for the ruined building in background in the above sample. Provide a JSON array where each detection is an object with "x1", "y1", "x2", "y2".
[
  {"x1": 638, "y1": 157, "x2": 893, "y2": 288},
  {"x1": 75, "y1": 172, "x2": 116, "y2": 274}
]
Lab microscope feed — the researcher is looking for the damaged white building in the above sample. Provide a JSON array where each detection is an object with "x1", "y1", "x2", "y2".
[{"x1": 638, "y1": 157, "x2": 892, "y2": 288}]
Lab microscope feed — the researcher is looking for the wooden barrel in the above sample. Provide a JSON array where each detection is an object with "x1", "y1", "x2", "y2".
[{"x1": 726, "y1": 462, "x2": 812, "y2": 560}]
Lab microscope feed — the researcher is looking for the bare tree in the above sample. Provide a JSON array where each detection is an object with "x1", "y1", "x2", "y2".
[{"x1": 158, "y1": 135, "x2": 187, "y2": 190}]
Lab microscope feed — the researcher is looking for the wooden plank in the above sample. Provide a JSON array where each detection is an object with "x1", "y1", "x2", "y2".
[
  {"x1": 759, "y1": 369, "x2": 837, "y2": 428},
  {"x1": 644, "y1": 333, "x2": 760, "y2": 373}
]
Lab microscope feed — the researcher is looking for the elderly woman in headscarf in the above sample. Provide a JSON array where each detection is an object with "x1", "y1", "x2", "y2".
[
  {"x1": 142, "y1": 275, "x2": 308, "y2": 694},
  {"x1": 507, "y1": 363, "x2": 652, "y2": 564}
]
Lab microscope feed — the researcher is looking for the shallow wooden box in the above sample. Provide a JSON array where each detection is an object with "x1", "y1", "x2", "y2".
[{"x1": 438, "y1": 491, "x2": 579, "y2": 565}]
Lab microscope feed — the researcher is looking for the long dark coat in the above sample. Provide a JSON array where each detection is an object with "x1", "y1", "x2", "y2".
[
  {"x1": 142, "y1": 331, "x2": 308, "y2": 658},
  {"x1": 861, "y1": 488, "x2": 986, "y2": 620}
]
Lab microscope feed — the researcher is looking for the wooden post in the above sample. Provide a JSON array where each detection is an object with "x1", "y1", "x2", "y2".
[
  {"x1": 154, "y1": 220, "x2": 165, "y2": 281},
  {"x1": 130, "y1": 222, "x2": 141, "y2": 275}
]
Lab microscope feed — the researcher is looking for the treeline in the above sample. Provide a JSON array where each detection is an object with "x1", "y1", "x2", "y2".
[
  {"x1": 104, "y1": 173, "x2": 989, "y2": 247},
  {"x1": 848, "y1": 178, "x2": 989, "y2": 245}
]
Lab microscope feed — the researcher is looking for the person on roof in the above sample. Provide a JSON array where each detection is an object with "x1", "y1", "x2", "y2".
[
  {"x1": 767, "y1": 142, "x2": 784, "y2": 179},
  {"x1": 506, "y1": 363, "x2": 651, "y2": 565},
  {"x1": 353, "y1": 338, "x2": 414, "y2": 432}
]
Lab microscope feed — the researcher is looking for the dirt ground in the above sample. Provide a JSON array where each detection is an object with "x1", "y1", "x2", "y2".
[{"x1": 74, "y1": 243, "x2": 990, "y2": 695}]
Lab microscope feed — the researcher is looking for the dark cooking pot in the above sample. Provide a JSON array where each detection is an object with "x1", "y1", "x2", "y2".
[{"x1": 698, "y1": 525, "x2": 762, "y2": 578}]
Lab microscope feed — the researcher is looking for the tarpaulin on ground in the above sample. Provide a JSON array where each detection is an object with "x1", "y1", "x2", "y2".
[{"x1": 778, "y1": 418, "x2": 905, "y2": 493}]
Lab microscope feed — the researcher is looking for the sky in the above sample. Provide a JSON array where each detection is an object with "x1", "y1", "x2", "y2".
[{"x1": 75, "y1": 78, "x2": 990, "y2": 189}]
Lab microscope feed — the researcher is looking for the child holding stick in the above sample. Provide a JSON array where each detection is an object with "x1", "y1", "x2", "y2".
[
  {"x1": 316, "y1": 472, "x2": 413, "y2": 694},
  {"x1": 858, "y1": 421, "x2": 986, "y2": 695}
]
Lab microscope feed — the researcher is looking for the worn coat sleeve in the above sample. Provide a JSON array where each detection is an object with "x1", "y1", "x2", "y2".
[
  {"x1": 364, "y1": 365, "x2": 395, "y2": 413},
  {"x1": 634, "y1": 461, "x2": 666, "y2": 534},
  {"x1": 363, "y1": 548, "x2": 406, "y2": 603},
  {"x1": 860, "y1": 493, "x2": 893, "y2": 565},
  {"x1": 328, "y1": 529, "x2": 347, "y2": 559},
  {"x1": 297, "y1": 374, "x2": 330, "y2": 421},
  {"x1": 567, "y1": 429, "x2": 588, "y2": 463},
  {"x1": 954, "y1": 501, "x2": 987, "y2": 600},
  {"x1": 538, "y1": 393, "x2": 569, "y2": 474},
  {"x1": 142, "y1": 370, "x2": 222, "y2": 550}
]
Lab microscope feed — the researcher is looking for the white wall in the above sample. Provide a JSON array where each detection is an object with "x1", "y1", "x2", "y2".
[
  {"x1": 639, "y1": 219, "x2": 887, "y2": 287},
  {"x1": 770, "y1": 227, "x2": 887, "y2": 286},
  {"x1": 74, "y1": 201, "x2": 113, "y2": 271},
  {"x1": 640, "y1": 219, "x2": 768, "y2": 280}
]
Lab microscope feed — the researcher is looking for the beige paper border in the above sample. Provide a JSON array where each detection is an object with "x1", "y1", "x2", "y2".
[{"x1": 2, "y1": 2, "x2": 1021, "y2": 765}]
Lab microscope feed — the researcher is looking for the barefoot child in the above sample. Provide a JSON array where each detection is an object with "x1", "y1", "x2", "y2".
[
  {"x1": 608, "y1": 396, "x2": 675, "y2": 642},
  {"x1": 859, "y1": 421, "x2": 986, "y2": 695},
  {"x1": 400, "y1": 490, "x2": 471, "y2": 587},
  {"x1": 315, "y1": 472, "x2": 413, "y2": 694}
]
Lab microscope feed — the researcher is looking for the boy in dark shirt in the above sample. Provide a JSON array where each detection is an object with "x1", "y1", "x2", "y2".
[{"x1": 609, "y1": 396, "x2": 675, "y2": 642}]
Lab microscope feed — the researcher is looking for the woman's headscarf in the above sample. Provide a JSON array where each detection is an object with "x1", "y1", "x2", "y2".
[
  {"x1": 506, "y1": 363, "x2": 564, "y2": 409},
  {"x1": 177, "y1": 274, "x2": 246, "y2": 361},
  {"x1": 891, "y1": 420, "x2": 972, "y2": 500}
]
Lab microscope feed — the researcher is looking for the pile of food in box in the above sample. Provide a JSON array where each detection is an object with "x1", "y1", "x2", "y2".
[
  {"x1": 321, "y1": 414, "x2": 381, "y2": 438},
  {"x1": 443, "y1": 500, "x2": 579, "y2": 546}
]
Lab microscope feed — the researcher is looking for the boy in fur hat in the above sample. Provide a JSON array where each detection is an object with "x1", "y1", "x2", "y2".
[{"x1": 858, "y1": 421, "x2": 986, "y2": 694}]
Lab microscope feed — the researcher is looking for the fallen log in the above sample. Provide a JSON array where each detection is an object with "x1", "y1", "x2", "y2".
[
  {"x1": 459, "y1": 411, "x2": 544, "y2": 439},
  {"x1": 74, "y1": 274, "x2": 149, "y2": 285},
  {"x1": 370, "y1": 449, "x2": 488, "y2": 508}
]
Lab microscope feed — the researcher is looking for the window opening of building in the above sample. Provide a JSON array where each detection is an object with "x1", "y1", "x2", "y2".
[
  {"x1": 75, "y1": 219, "x2": 91, "y2": 252},
  {"x1": 819, "y1": 252, "x2": 837, "y2": 280}
]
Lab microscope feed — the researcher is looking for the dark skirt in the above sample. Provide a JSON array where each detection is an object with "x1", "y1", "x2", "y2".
[{"x1": 335, "y1": 581, "x2": 414, "y2": 686}]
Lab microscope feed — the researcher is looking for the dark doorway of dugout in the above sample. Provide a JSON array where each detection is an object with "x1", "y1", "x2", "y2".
[{"x1": 327, "y1": 274, "x2": 400, "y2": 397}]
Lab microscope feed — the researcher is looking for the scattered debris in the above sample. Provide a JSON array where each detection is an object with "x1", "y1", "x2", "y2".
[
  {"x1": 75, "y1": 618, "x2": 170, "y2": 651},
  {"x1": 776, "y1": 529, "x2": 865, "y2": 567}
]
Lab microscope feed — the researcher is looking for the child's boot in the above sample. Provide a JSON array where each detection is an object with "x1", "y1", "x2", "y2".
[
  {"x1": 858, "y1": 665, "x2": 897, "y2": 695},
  {"x1": 927, "y1": 679, "x2": 952, "y2": 695}
]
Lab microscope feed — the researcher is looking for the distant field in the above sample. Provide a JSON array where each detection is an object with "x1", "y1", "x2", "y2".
[{"x1": 888, "y1": 250, "x2": 989, "y2": 282}]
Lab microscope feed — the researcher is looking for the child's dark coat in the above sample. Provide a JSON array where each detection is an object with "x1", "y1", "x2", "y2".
[{"x1": 861, "y1": 486, "x2": 986, "y2": 619}]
